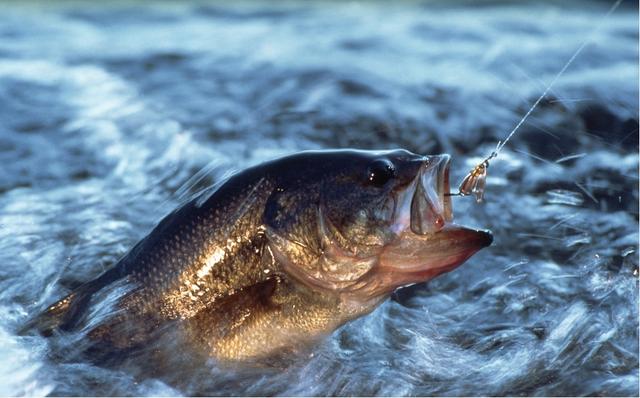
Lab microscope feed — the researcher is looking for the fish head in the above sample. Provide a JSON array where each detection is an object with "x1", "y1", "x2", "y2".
[{"x1": 263, "y1": 149, "x2": 492, "y2": 301}]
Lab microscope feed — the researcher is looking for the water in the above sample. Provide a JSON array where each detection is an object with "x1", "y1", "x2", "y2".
[{"x1": 0, "y1": 0, "x2": 638, "y2": 395}]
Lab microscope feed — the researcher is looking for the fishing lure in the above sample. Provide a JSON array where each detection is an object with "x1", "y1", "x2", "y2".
[
  {"x1": 448, "y1": 141, "x2": 501, "y2": 202},
  {"x1": 456, "y1": 150, "x2": 494, "y2": 203}
]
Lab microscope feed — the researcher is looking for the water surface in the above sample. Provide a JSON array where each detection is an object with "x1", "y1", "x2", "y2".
[{"x1": 0, "y1": 0, "x2": 638, "y2": 396}]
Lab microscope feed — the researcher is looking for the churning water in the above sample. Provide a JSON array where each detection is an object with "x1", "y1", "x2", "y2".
[{"x1": 0, "y1": 0, "x2": 638, "y2": 396}]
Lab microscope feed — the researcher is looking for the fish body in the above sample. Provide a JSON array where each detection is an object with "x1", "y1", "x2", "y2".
[{"x1": 33, "y1": 149, "x2": 492, "y2": 361}]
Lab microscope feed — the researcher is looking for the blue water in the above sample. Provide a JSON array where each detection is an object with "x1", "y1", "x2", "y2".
[{"x1": 0, "y1": 0, "x2": 637, "y2": 396}]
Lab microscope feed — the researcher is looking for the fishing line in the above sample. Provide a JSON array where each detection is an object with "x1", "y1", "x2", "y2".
[{"x1": 450, "y1": 0, "x2": 624, "y2": 202}]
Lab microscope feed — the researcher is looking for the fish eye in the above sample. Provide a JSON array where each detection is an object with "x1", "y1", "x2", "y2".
[{"x1": 367, "y1": 159, "x2": 396, "y2": 187}]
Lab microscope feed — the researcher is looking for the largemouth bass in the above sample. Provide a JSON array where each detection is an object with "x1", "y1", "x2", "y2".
[{"x1": 31, "y1": 149, "x2": 492, "y2": 362}]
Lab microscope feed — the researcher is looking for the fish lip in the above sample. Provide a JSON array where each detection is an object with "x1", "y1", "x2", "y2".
[
  {"x1": 445, "y1": 225, "x2": 493, "y2": 251},
  {"x1": 476, "y1": 228, "x2": 493, "y2": 247}
]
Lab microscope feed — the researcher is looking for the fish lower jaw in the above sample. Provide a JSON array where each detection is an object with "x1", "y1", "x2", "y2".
[
  {"x1": 382, "y1": 249, "x2": 475, "y2": 278},
  {"x1": 374, "y1": 225, "x2": 493, "y2": 288}
]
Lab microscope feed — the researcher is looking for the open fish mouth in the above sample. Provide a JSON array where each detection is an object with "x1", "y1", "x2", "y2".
[
  {"x1": 383, "y1": 154, "x2": 492, "y2": 280},
  {"x1": 410, "y1": 154, "x2": 452, "y2": 235}
]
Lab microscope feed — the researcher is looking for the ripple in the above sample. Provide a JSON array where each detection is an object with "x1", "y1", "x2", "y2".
[{"x1": 0, "y1": 0, "x2": 637, "y2": 396}]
